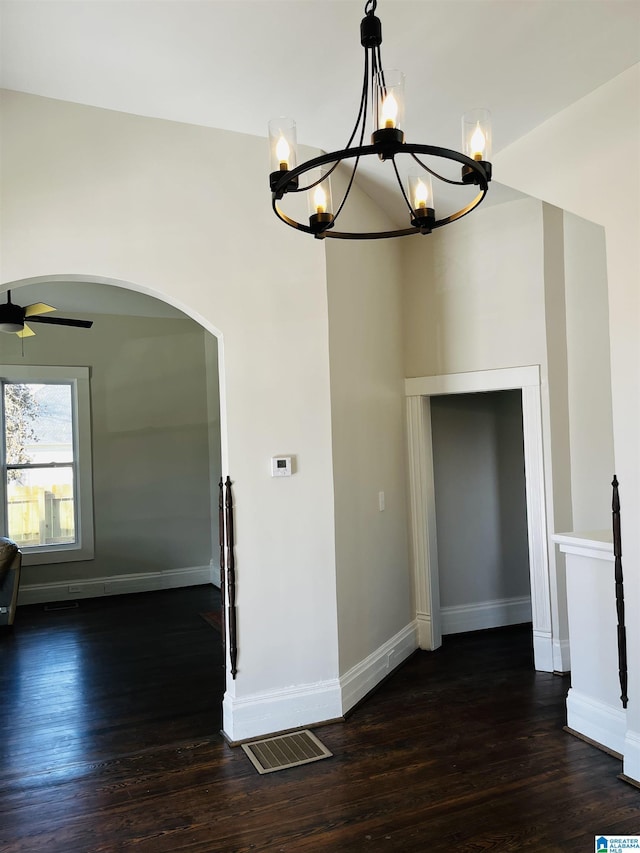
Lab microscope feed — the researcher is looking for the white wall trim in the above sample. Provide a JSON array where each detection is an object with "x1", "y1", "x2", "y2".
[
  {"x1": 405, "y1": 366, "x2": 556, "y2": 673},
  {"x1": 534, "y1": 630, "x2": 555, "y2": 673},
  {"x1": 221, "y1": 621, "x2": 418, "y2": 743},
  {"x1": 553, "y1": 531, "x2": 614, "y2": 561},
  {"x1": 18, "y1": 565, "x2": 212, "y2": 605},
  {"x1": 416, "y1": 611, "x2": 435, "y2": 649},
  {"x1": 339, "y1": 621, "x2": 419, "y2": 714},
  {"x1": 566, "y1": 687, "x2": 627, "y2": 756},
  {"x1": 222, "y1": 679, "x2": 343, "y2": 744},
  {"x1": 209, "y1": 558, "x2": 221, "y2": 588},
  {"x1": 549, "y1": 636, "x2": 570, "y2": 673},
  {"x1": 405, "y1": 366, "x2": 540, "y2": 397},
  {"x1": 520, "y1": 384, "x2": 555, "y2": 642},
  {"x1": 622, "y1": 729, "x2": 640, "y2": 784},
  {"x1": 406, "y1": 396, "x2": 441, "y2": 650},
  {"x1": 441, "y1": 596, "x2": 532, "y2": 635}
]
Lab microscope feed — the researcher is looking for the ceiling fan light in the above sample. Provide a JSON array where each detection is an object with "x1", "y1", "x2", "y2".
[{"x1": 0, "y1": 322, "x2": 23, "y2": 334}]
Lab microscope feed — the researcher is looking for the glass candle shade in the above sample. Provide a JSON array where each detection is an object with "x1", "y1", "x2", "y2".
[
  {"x1": 462, "y1": 108, "x2": 492, "y2": 162},
  {"x1": 268, "y1": 117, "x2": 300, "y2": 195},
  {"x1": 374, "y1": 70, "x2": 405, "y2": 133},
  {"x1": 308, "y1": 171, "x2": 334, "y2": 236},
  {"x1": 408, "y1": 173, "x2": 435, "y2": 231},
  {"x1": 268, "y1": 117, "x2": 297, "y2": 172}
]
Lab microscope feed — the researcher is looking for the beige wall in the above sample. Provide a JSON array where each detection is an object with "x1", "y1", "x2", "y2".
[
  {"x1": 496, "y1": 63, "x2": 640, "y2": 781},
  {"x1": 402, "y1": 197, "x2": 570, "y2": 661},
  {"x1": 0, "y1": 88, "x2": 416, "y2": 737},
  {"x1": 402, "y1": 197, "x2": 547, "y2": 378},
  {"x1": 0, "y1": 90, "x2": 340, "y2": 720},
  {"x1": 325, "y1": 188, "x2": 411, "y2": 675},
  {"x1": 401, "y1": 192, "x2": 617, "y2": 670},
  {"x1": 563, "y1": 212, "x2": 614, "y2": 530}
]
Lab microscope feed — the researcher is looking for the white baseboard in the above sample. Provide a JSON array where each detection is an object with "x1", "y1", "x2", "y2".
[
  {"x1": 552, "y1": 636, "x2": 571, "y2": 673},
  {"x1": 221, "y1": 621, "x2": 418, "y2": 742},
  {"x1": 441, "y1": 595, "x2": 532, "y2": 635},
  {"x1": 622, "y1": 728, "x2": 640, "y2": 784},
  {"x1": 566, "y1": 687, "x2": 627, "y2": 756},
  {"x1": 339, "y1": 621, "x2": 418, "y2": 714},
  {"x1": 416, "y1": 611, "x2": 439, "y2": 650},
  {"x1": 532, "y1": 630, "x2": 554, "y2": 673},
  {"x1": 18, "y1": 565, "x2": 212, "y2": 606},
  {"x1": 222, "y1": 679, "x2": 343, "y2": 744},
  {"x1": 209, "y1": 558, "x2": 221, "y2": 588}
]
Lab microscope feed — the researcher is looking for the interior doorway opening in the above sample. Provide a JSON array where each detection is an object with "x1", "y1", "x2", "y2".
[
  {"x1": 430, "y1": 390, "x2": 531, "y2": 639},
  {"x1": 405, "y1": 366, "x2": 554, "y2": 673}
]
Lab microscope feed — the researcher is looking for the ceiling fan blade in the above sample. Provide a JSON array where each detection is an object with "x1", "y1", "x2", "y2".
[
  {"x1": 25, "y1": 302, "x2": 56, "y2": 317},
  {"x1": 28, "y1": 316, "x2": 93, "y2": 329},
  {"x1": 17, "y1": 324, "x2": 36, "y2": 338}
]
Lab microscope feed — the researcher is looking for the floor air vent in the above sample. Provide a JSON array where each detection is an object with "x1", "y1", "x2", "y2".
[{"x1": 241, "y1": 729, "x2": 332, "y2": 774}]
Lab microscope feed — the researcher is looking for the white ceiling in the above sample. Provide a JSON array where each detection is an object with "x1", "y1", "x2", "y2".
[
  {"x1": 2, "y1": 1, "x2": 639, "y2": 150},
  {"x1": 1, "y1": 0, "x2": 639, "y2": 303}
]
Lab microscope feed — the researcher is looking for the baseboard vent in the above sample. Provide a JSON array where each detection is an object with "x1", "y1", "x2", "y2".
[
  {"x1": 241, "y1": 729, "x2": 332, "y2": 775},
  {"x1": 44, "y1": 601, "x2": 79, "y2": 611}
]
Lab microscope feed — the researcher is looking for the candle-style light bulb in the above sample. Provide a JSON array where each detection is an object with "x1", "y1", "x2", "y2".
[
  {"x1": 381, "y1": 92, "x2": 399, "y2": 129},
  {"x1": 313, "y1": 185, "x2": 327, "y2": 214},
  {"x1": 276, "y1": 135, "x2": 290, "y2": 170},
  {"x1": 470, "y1": 123, "x2": 486, "y2": 161},
  {"x1": 413, "y1": 180, "x2": 429, "y2": 210}
]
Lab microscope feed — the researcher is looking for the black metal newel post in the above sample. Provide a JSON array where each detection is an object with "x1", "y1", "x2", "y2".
[
  {"x1": 225, "y1": 476, "x2": 238, "y2": 679},
  {"x1": 218, "y1": 477, "x2": 227, "y2": 667},
  {"x1": 612, "y1": 475, "x2": 628, "y2": 709}
]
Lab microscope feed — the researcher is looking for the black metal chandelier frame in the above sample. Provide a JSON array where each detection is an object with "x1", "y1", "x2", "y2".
[{"x1": 269, "y1": 0, "x2": 492, "y2": 240}]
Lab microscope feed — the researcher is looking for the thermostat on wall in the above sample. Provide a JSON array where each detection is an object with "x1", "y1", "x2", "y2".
[{"x1": 271, "y1": 456, "x2": 293, "y2": 477}]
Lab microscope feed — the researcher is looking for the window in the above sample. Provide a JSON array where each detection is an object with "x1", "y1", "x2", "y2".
[{"x1": 0, "y1": 366, "x2": 94, "y2": 564}]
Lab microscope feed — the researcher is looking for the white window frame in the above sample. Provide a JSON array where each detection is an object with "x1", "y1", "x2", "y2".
[{"x1": 0, "y1": 365, "x2": 94, "y2": 565}]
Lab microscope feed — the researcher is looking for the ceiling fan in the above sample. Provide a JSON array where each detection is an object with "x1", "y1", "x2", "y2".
[{"x1": 0, "y1": 291, "x2": 93, "y2": 337}]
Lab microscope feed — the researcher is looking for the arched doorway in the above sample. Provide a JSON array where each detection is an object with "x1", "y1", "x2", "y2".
[{"x1": 0, "y1": 275, "x2": 230, "y2": 762}]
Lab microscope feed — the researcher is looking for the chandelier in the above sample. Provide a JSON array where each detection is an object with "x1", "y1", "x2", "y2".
[{"x1": 268, "y1": 0, "x2": 492, "y2": 240}]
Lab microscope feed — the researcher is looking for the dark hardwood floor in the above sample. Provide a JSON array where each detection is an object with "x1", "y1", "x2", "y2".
[{"x1": 0, "y1": 586, "x2": 637, "y2": 852}]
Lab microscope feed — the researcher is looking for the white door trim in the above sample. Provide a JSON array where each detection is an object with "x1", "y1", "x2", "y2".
[{"x1": 405, "y1": 366, "x2": 554, "y2": 672}]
